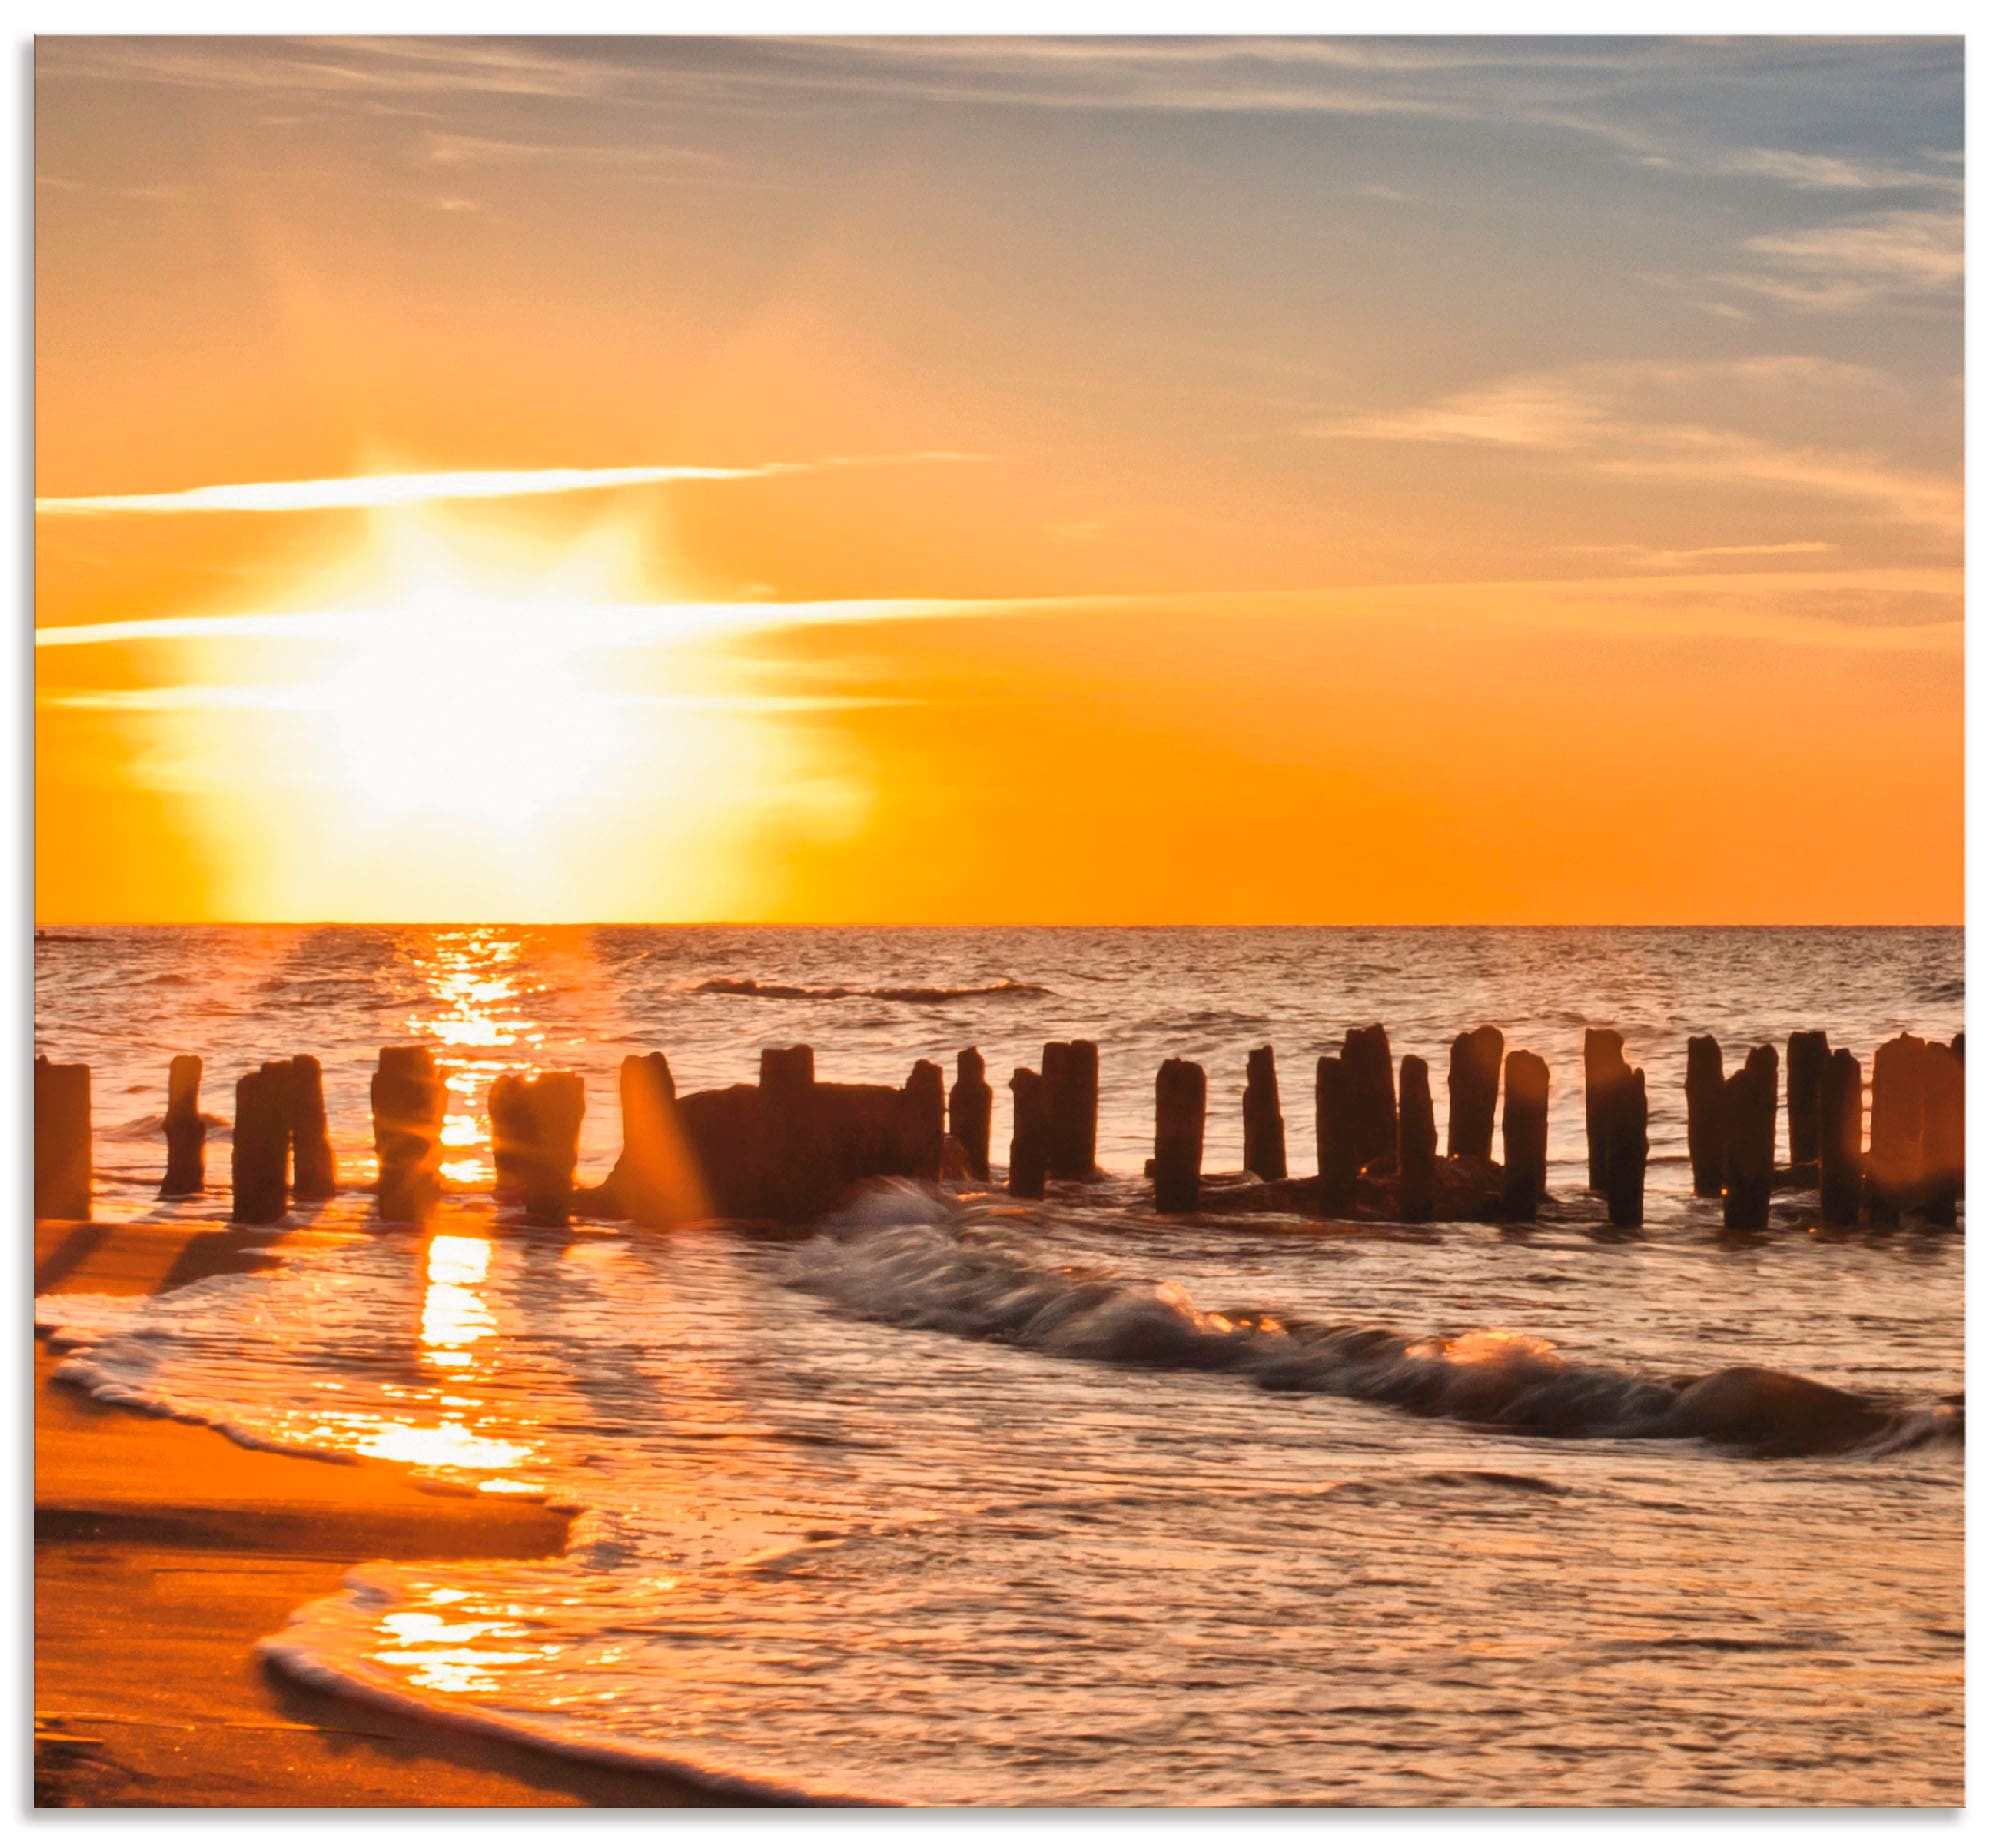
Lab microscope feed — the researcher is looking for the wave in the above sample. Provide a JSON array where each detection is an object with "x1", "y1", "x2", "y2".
[
  {"x1": 791, "y1": 1185, "x2": 1960, "y2": 1460},
  {"x1": 691, "y1": 976, "x2": 1049, "y2": 1004}
]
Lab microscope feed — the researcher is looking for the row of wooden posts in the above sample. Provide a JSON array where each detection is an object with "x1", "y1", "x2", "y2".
[{"x1": 32, "y1": 1023, "x2": 1964, "y2": 1231}]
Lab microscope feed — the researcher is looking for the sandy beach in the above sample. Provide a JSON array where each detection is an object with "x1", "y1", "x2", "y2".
[{"x1": 33, "y1": 1215, "x2": 740, "y2": 1808}]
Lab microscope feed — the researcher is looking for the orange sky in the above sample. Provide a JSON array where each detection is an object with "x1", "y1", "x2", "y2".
[{"x1": 34, "y1": 36, "x2": 1963, "y2": 923}]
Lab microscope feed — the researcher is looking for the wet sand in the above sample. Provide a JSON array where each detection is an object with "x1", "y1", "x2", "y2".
[{"x1": 34, "y1": 1215, "x2": 741, "y2": 1808}]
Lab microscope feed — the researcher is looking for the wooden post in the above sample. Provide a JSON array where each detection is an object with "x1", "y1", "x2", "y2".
[
  {"x1": 899, "y1": 1058, "x2": 946, "y2": 1181},
  {"x1": 1242, "y1": 1045, "x2": 1287, "y2": 1180},
  {"x1": 1818, "y1": 1048, "x2": 1863, "y2": 1228},
  {"x1": 760, "y1": 1044, "x2": 822, "y2": 1224},
  {"x1": 1154, "y1": 1058, "x2": 1206, "y2": 1214},
  {"x1": 1684, "y1": 1035, "x2": 1725, "y2": 1198},
  {"x1": 1785, "y1": 1031, "x2": 1830, "y2": 1169},
  {"x1": 489, "y1": 1073, "x2": 533, "y2": 1203},
  {"x1": 1499, "y1": 1050, "x2": 1548, "y2": 1222},
  {"x1": 287, "y1": 1053, "x2": 337, "y2": 1203},
  {"x1": 231, "y1": 1061, "x2": 291, "y2": 1225},
  {"x1": 1044, "y1": 1039, "x2": 1100, "y2": 1181},
  {"x1": 1396, "y1": 1055, "x2": 1435, "y2": 1223},
  {"x1": 1340, "y1": 1025, "x2": 1397, "y2": 1170},
  {"x1": 1866, "y1": 1032, "x2": 1927, "y2": 1220},
  {"x1": 1007, "y1": 1067, "x2": 1048, "y2": 1200},
  {"x1": 33, "y1": 1056, "x2": 92, "y2": 1222},
  {"x1": 949, "y1": 1047, "x2": 992, "y2": 1180},
  {"x1": 1583, "y1": 1028, "x2": 1624, "y2": 1190},
  {"x1": 1314, "y1": 1055, "x2": 1358, "y2": 1217},
  {"x1": 372, "y1": 1045, "x2": 444, "y2": 1225},
  {"x1": 160, "y1": 1053, "x2": 205, "y2": 1199},
  {"x1": 1721, "y1": 1046, "x2": 1778, "y2": 1230},
  {"x1": 1918, "y1": 1039, "x2": 1963, "y2": 1226},
  {"x1": 523, "y1": 1072, "x2": 586, "y2": 1227},
  {"x1": 1446, "y1": 1025, "x2": 1503, "y2": 1161},
  {"x1": 1602, "y1": 1066, "x2": 1648, "y2": 1229},
  {"x1": 607, "y1": 1051, "x2": 685, "y2": 1224}
]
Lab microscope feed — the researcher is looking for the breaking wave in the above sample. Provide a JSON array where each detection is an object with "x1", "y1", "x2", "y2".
[
  {"x1": 691, "y1": 976, "x2": 1049, "y2": 1004},
  {"x1": 791, "y1": 1184, "x2": 1961, "y2": 1460}
]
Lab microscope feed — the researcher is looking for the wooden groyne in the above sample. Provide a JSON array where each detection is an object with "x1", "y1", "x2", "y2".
[{"x1": 28, "y1": 1020, "x2": 1966, "y2": 1235}]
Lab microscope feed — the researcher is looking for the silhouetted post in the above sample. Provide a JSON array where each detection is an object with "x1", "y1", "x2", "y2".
[
  {"x1": 1601, "y1": 1066, "x2": 1649, "y2": 1229},
  {"x1": 1918, "y1": 1039, "x2": 1963, "y2": 1226},
  {"x1": 286, "y1": 1054, "x2": 337, "y2": 1203},
  {"x1": 524, "y1": 1073, "x2": 586, "y2": 1226},
  {"x1": 1341, "y1": 1025, "x2": 1397, "y2": 1169},
  {"x1": 232, "y1": 1061, "x2": 291, "y2": 1225},
  {"x1": 1818, "y1": 1049, "x2": 1864, "y2": 1228},
  {"x1": 372, "y1": 1045, "x2": 445, "y2": 1226},
  {"x1": 1684, "y1": 1035, "x2": 1726, "y2": 1198},
  {"x1": 1583, "y1": 1028, "x2": 1624, "y2": 1190},
  {"x1": 1396, "y1": 1055, "x2": 1436, "y2": 1223},
  {"x1": 1721, "y1": 1046, "x2": 1778, "y2": 1230},
  {"x1": 1314, "y1": 1055, "x2": 1358, "y2": 1217},
  {"x1": 489, "y1": 1073, "x2": 533, "y2": 1203},
  {"x1": 1154, "y1": 1058, "x2": 1206, "y2": 1214},
  {"x1": 610, "y1": 1051, "x2": 686, "y2": 1225},
  {"x1": 160, "y1": 1054, "x2": 205, "y2": 1199},
  {"x1": 1785, "y1": 1031, "x2": 1830, "y2": 1169},
  {"x1": 899, "y1": 1058, "x2": 946, "y2": 1181},
  {"x1": 1866, "y1": 1032, "x2": 1926, "y2": 1220},
  {"x1": 34, "y1": 1056, "x2": 92, "y2": 1222},
  {"x1": 760, "y1": 1044, "x2": 821, "y2": 1224},
  {"x1": 1243, "y1": 1045, "x2": 1287, "y2": 1179},
  {"x1": 1008, "y1": 1067, "x2": 1048, "y2": 1200},
  {"x1": 1499, "y1": 1050, "x2": 1549, "y2": 1222},
  {"x1": 1446, "y1": 1026, "x2": 1503, "y2": 1161},
  {"x1": 1044, "y1": 1039, "x2": 1100, "y2": 1180},
  {"x1": 1952, "y1": 1031, "x2": 1965, "y2": 1059},
  {"x1": 949, "y1": 1047, "x2": 992, "y2": 1181}
]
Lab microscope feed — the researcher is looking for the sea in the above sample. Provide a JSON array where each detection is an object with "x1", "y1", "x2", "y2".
[{"x1": 33, "y1": 925, "x2": 1965, "y2": 1805}]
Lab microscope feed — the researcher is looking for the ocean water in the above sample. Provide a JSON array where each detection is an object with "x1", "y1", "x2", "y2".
[{"x1": 34, "y1": 926, "x2": 1964, "y2": 1805}]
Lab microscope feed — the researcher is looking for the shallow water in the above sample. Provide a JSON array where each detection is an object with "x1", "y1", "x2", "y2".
[{"x1": 35, "y1": 926, "x2": 1964, "y2": 1805}]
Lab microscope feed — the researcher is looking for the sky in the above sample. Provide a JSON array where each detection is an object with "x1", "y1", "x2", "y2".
[{"x1": 34, "y1": 35, "x2": 1963, "y2": 923}]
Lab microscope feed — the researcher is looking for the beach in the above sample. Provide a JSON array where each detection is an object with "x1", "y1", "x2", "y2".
[{"x1": 33, "y1": 1214, "x2": 739, "y2": 1809}]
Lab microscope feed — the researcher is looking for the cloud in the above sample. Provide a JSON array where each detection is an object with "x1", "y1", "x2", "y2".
[
  {"x1": 1313, "y1": 356, "x2": 1960, "y2": 536},
  {"x1": 34, "y1": 453, "x2": 983, "y2": 518},
  {"x1": 1562, "y1": 540, "x2": 1835, "y2": 571},
  {"x1": 1720, "y1": 206, "x2": 1962, "y2": 313},
  {"x1": 1716, "y1": 147, "x2": 1960, "y2": 193}
]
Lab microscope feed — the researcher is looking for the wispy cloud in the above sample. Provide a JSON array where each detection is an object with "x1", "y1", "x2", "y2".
[
  {"x1": 1315, "y1": 356, "x2": 1960, "y2": 536},
  {"x1": 1719, "y1": 206, "x2": 1963, "y2": 313},
  {"x1": 34, "y1": 453, "x2": 982, "y2": 518}
]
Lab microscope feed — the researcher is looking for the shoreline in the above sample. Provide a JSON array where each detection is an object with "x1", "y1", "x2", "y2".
[{"x1": 33, "y1": 1215, "x2": 747, "y2": 1809}]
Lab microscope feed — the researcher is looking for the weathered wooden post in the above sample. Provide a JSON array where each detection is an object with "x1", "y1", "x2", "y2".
[
  {"x1": 1684, "y1": 1035, "x2": 1725, "y2": 1198},
  {"x1": 1818, "y1": 1048, "x2": 1863, "y2": 1227},
  {"x1": 286, "y1": 1053, "x2": 337, "y2": 1203},
  {"x1": 608, "y1": 1050, "x2": 687, "y2": 1225},
  {"x1": 949, "y1": 1047, "x2": 992, "y2": 1180},
  {"x1": 1446, "y1": 1025, "x2": 1503, "y2": 1161},
  {"x1": 1044, "y1": 1039, "x2": 1100, "y2": 1181},
  {"x1": 232, "y1": 1061, "x2": 291, "y2": 1225},
  {"x1": 1008, "y1": 1067, "x2": 1048, "y2": 1200},
  {"x1": 1396, "y1": 1055, "x2": 1436, "y2": 1223},
  {"x1": 1583, "y1": 1028, "x2": 1624, "y2": 1190},
  {"x1": 524, "y1": 1072, "x2": 586, "y2": 1226},
  {"x1": 1601, "y1": 1065, "x2": 1648, "y2": 1229},
  {"x1": 1499, "y1": 1049, "x2": 1548, "y2": 1222},
  {"x1": 1721, "y1": 1046, "x2": 1778, "y2": 1230},
  {"x1": 488, "y1": 1073, "x2": 533, "y2": 1203},
  {"x1": 1154, "y1": 1058, "x2": 1206, "y2": 1214},
  {"x1": 1866, "y1": 1032, "x2": 1926, "y2": 1221},
  {"x1": 372, "y1": 1045, "x2": 445, "y2": 1225},
  {"x1": 1918, "y1": 1039, "x2": 1963, "y2": 1226},
  {"x1": 1314, "y1": 1055, "x2": 1358, "y2": 1217},
  {"x1": 34, "y1": 1056, "x2": 92, "y2": 1222},
  {"x1": 899, "y1": 1058, "x2": 946, "y2": 1181},
  {"x1": 1785, "y1": 1031, "x2": 1830, "y2": 1169},
  {"x1": 160, "y1": 1053, "x2": 205, "y2": 1199},
  {"x1": 760, "y1": 1044, "x2": 822, "y2": 1224},
  {"x1": 1243, "y1": 1045, "x2": 1287, "y2": 1180},
  {"x1": 1341, "y1": 1025, "x2": 1397, "y2": 1170}
]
